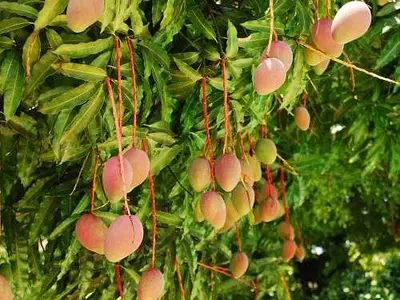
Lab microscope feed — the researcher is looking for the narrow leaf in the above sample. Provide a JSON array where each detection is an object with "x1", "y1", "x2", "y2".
[
  {"x1": 54, "y1": 37, "x2": 114, "y2": 58},
  {"x1": 226, "y1": 20, "x2": 238, "y2": 59},
  {"x1": 173, "y1": 57, "x2": 201, "y2": 82},
  {"x1": 34, "y1": 0, "x2": 68, "y2": 30},
  {"x1": 0, "y1": 17, "x2": 31, "y2": 35},
  {"x1": 53, "y1": 63, "x2": 107, "y2": 82},
  {"x1": 0, "y1": 2, "x2": 39, "y2": 19}
]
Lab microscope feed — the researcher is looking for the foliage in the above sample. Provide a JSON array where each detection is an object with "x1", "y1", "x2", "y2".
[{"x1": 0, "y1": 0, "x2": 399, "y2": 299}]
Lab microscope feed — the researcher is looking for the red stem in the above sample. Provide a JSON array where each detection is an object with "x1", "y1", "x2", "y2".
[
  {"x1": 238, "y1": 133, "x2": 246, "y2": 160},
  {"x1": 90, "y1": 154, "x2": 99, "y2": 214},
  {"x1": 126, "y1": 37, "x2": 138, "y2": 148},
  {"x1": 221, "y1": 59, "x2": 230, "y2": 154},
  {"x1": 235, "y1": 223, "x2": 242, "y2": 252},
  {"x1": 114, "y1": 37, "x2": 123, "y2": 130},
  {"x1": 266, "y1": 166, "x2": 273, "y2": 197},
  {"x1": 105, "y1": 78, "x2": 130, "y2": 215},
  {"x1": 303, "y1": 91, "x2": 308, "y2": 107},
  {"x1": 175, "y1": 257, "x2": 186, "y2": 300},
  {"x1": 142, "y1": 139, "x2": 157, "y2": 268},
  {"x1": 279, "y1": 167, "x2": 290, "y2": 224},
  {"x1": 247, "y1": 133, "x2": 254, "y2": 154},
  {"x1": 115, "y1": 264, "x2": 124, "y2": 300}
]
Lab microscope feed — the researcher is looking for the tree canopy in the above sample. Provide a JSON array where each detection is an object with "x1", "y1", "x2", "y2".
[{"x1": 0, "y1": 0, "x2": 399, "y2": 299}]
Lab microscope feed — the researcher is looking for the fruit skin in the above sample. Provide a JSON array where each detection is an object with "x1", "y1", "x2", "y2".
[
  {"x1": 255, "y1": 138, "x2": 277, "y2": 165},
  {"x1": 296, "y1": 244, "x2": 306, "y2": 262},
  {"x1": 0, "y1": 275, "x2": 13, "y2": 300},
  {"x1": 104, "y1": 215, "x2": 144, "y2": 262},
  {"x1": 231, "y1": 183, "x2": 255, "y2": 216},
  {"x1": 102, "y1": 156, "x2": 134, "y2": 203},
  {"x1": 331, "y1": 1, "x2": 372, "y2": 44},
  {"x1": 67, "y1": 0, "x2": 105, "y2": 33},
  {"x1": 230, "y1": 252, "x2": 249, "y2": 278},
  {"x1": 282, "y1": 239, "x2": 297, "y2": 262},
  {"x1": 260, "y1": 197, "x2": 280, "y2": 222},
  {"x1": 247, "y1": 154, "x2": 262, "y2": 182},
  {"x1": 75, "y1": 214, "x2": 107, "y2": 254},
  {"x1": 294, "y1": 106, "x2": 310, "y2": 131},
  {"x1": 312, "y1": 18, "x2": 343, "y2": 57},
  {"x1": 138, "y1": 268, "x2": 165, "y2": 300},
  {"x1": 262, "y1": 183, "x2": 278, "y2": 200},
  {"x1": 268, "y1": 41, "x2": 293, "y2": 71},
  {"x1": 240, "y1": 159, "x2": 255, "y2": 186},
  {"x1": 194, "y1": 201, "x2": 205, "y2": 222},
  {"x1": 189, "y1": 157, "x2": 212, "y2": 192},
  {"x1": 226, "y1": 198, "x2": 241, "y2": 223},
  {"x1": 277, "y1": 222, "x2": 295, "y2": 240},
  {"x1": 254, "y1": 58, "x2": 286, "y2": 95},
  {"x1": 215, "y1": 154, "x2": 241, "y2": 192},
  {"x1": 124, "y1": 148, "x2": 150, "y2": 191},
  {"x1": 200, "y1": 191, "x2": 227, "y2": 230},
  {"x1": 253, "y1": 206, "x2": 263, "y2": 225},
  {"x1": 314, "y1": 59, "x2": 330, "y2": 75},
  {"x1": 305, "y1": 44, "x2": 325, "y2": 66}
]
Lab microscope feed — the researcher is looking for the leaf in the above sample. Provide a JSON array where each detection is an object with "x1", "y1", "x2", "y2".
[
  {"x1": 0, "y1": 1, "x2": 39, "y2": 19},
  {"x1": 188, "y1": 8, "x2": 217, "y2": 41},
  {"x1": 204, "y1": 44, "x2": 220, "y2": 61},
  {"x1": 3, "y1": 54, "x2": 25, "y2": 119},
  {"x1": 29, "y1": 196, "x2": 55, "y2": 243},
  {"x1": 34, "y1": 0, "x2": 68, "y2": 30},
  {"x1": 226, "y1": 21, "x2": 238, "y2": 59},
  {"x1": 91, "y1": 50, "x2": 112, "y2": 68},
  {"x1": 53, "y1": 63, "x2": 107, "y2": 82},
  {"x1": 151, "y1": 145, "x2": 183, "y2": 176},
  {"x1": 160, "y1": 0, "x2": 174, "y2": 29},
  {"x1": 139, "y1": 40, "x2": 170, "y2": 68},
  {"x1": 8, "y1": 113, "x2": 37, "y2": 138},
  {"x1": 172, "y1": 52, "x2": 199, "y2": 65},
  {"x1": 377, "y1": 1, "x2": 400, "y2": 17},
  {"x1": 100, "y1": 0, "x2": 116, "y2": 32},
  {"x1": 17, "y1": 138, "x2": 39, "y2": 188},
  {"x1": 0, "y1": 36, "x2": 15, "y2": 49},
  {"x1": 45, "y1": 28, "x2": 63, "y2": 49},
  {"x1": 59, "y1": 87, "x2": 105, "y2": 144},
  {"x1": 24, "y1": 51, "x2": 59, "y2": 97},
  {"x1": 22, "y1": 31, "x2": 41, "y2": 76},
  {"x1": 157, "y1": 211, "x2": 182, "y2": 226},
  {"x1": 57, "y1": 235, "x2": 81, "y2": 281},
  {"x1": 173, "y1": 57, "x2": 201, "y2": 82},
  {"x1": 0, "y1": 51, "x2": 18, "y2": 93},
  {"x1": 54, "y1": 37, "x2": 114, "y2": 58},
  {"x1": 39, "y1": 82, "x2": 98, "y2": 114},
  {"x1": 375, "y1": 31, "x2": 400, "y2": 69},
  {"x1": 0, "y1": 17, "x2": 31, "y2": 35},
  {"x1": 241, "y1": 19, "x2": 285, "y2": 33},
  {"x1": 38, "y1": 86, "x2": 74, "y2": 105}
]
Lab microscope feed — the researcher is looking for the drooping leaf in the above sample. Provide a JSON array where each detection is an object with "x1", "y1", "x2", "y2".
[
  {"x1": 0, "y1": 17, "x2": 31, "y2": 35},
  {"x1": 375, "y1": 31, "x2": 400, "y2": 69},
  {"x1": 54, "y1": 37, "x2": 114, "y2": 58},
  {"x1": 0, "y1": 1, "x2": 39, "y2": 19},
  {"x1": 226, "y1": 20, "x2": 238, "y2": 59},
  {"x1": 52, "y1": 63, "x2": 107, "y2": 82},
  {"x1": 34, "y1": 0, "x2": 68, "y2": 30},
  {"x1": 188, "y1": 8, "x2": 217, "y2": 41},
  {"x1": 3, "y1": 54, "x2": 25, "y2": 119}
]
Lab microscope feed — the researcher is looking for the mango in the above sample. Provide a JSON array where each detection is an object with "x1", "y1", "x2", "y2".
[
  {"x1": 277, "y1": 222, "x2": 295, "y2": 240},
  {"x1": 138, "y1": 268, "x2": 164, "y2": 300},
  {"x1": 75, "y1": 214, "x2": 107, "y2": 254},
  {"x1": 226, "y1": 198, "x2": 241, "y2": 223},
  {"x1": 253, "y1": 206, "x2": 263, "y2": 225},
  {"x1": 282, "y1": 239, "x2": 297, "y2": 262},
  {"x1": 296, "y1": 244, "x2": 306, "y2": 262},
  {"x1": 240, "y1": 159, "x2": 255, "y2": 186},
  {"x1": 331, "y1": 1, "x2": 372, "y2": 44},
  {"x1": 104, "y1": 215, "x2": 144, "y2": 262},
  {"x1": 67, "y1": 0, "x2": 105, "y2": 33},
  {"x1": 215, "y1": 154, "x2": 241, "y2": 192},
  {"x1": 247, "y1": 154, "x2": 262, "y2": 182},
  {"x1": 305, "y1": 42, "x2": 326, "y2": 66},
  {"x1": 230, "y1": 252, "x2": 249, "y2": 278},
  {"x1": 255, "y1": 138, "x2": 277, "y2": 165},
  {"x1": 194, "y1": 201, "x2": 204, "y2": 222},
  {"x1": 312, "y1": 18, "x2": 343, "y2": 57},
  {"x1": 254, "y1": 58, "x2": 286, "y2": 95},
  {"x1": 200, "y1": 191, "x2": 226, "y2": 230},
  {"x1": 260, "y1": 197, "x2": 280, "y2": 222},
  {"x1": 262, "y1": 182, "x2": 278, "y2": 200},
  {"x1": 268, "y1": 41, "x2": 293, "y2": 71},
  {"x1": 189, "y1": 157, "x2": 212, "y2": 192},
  {"x1": 231, "y1": 183, "x2": 255, "y2": 216},
  {"x1": 294, "y1": 106, "x2": 310, "y2": 131},
  {"x1": 102, "y1": 156, "x2": 133, "y2": 203},
  {"x1": 314, "y1": 59, "x2": 330, "y2": 75},
  {"x1": 124, "y1": 148, "x2": 150, "y2": 191},
  {"x1": 0, "y1": 275, "x2": 13, "y2": 300}
]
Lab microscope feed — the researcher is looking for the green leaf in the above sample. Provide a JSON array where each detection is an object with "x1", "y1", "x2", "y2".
[
  {"x1": 0, "y1": 17, "x2": 31, "y2": 35},
  {"x1": 172, "y1": 52, "x2": 199, "y2": 65},
  {"x1": 157, "y1": 211, "x2": 182, "y2": 227},
  {"x1": 151, "y1": 145, "x2": 183, "y2": 176},
  {"x1": 188, "y1": 8, "x2": 216, "y2": 41},
  {"x1": 57, "y1": 235, "x2": 81, "y2": 280},
  {"x1": 375, "y1": 31, "x2": 400, "y2": 69},
  {"x1": 91, "y1": 50, "x2": 112, "y2": 68},
  {"x1": 29, "y1": 196, "x2": 55, "y2": 243},
  {"x1": 173, "y1": 57, "x2": 201, "y2": 82},
  {"x1": 3, "y1": 58, "x2": 25, "y2": 119},
  {"x1": 54, "y1": 37, "x2": 114, "y2": 58},
  {"x1": 24, "y1": 51, "x2": 59, "y2": 97},
  {"x1": 0, "y1": 36, "x2": 15, "y2": 49},
  {"x1": 139, "y1": 40, "x2": 170, "y2": 68},
  {"x1": 38, "y1": 86, "x2": 74, "y2": 105},
  {"x1": 53, "y1": 63, "x2": 107, "y2": 82},
  {"x1": 0, "y1": 1, "x2": 38, "y2": 19},
  {"x1": 241, "y1": 19, "x2": 285, "y2": 33},
  {"x1": 48, "y1": 215, "x2": 80, "y2": 240},
  {"x1": 34, "y1": 0, "x2": 68, "y2": 30},
  {"x1": 17, "y1": 138, "x2": 38, "y2": 188},
  {"x1": 377, "y1": 1, "x2": 400, "y2": 17},
  {"x1": 113, "y1": 0, "x2": 130, "y2": 32},
  {"x1": 45, "y1": 28, "x2": 63, "y2": 49},
  {"x1": 59, "y1": 87, "x2": 105, "y2": 144},
  {"x1": 22, "y1": 31, "x2": 41, "y2": 76},
  {"x1": 39, "y1": 82, "x2": 98, "y2": 114},
  {"x1": 226, "y1": 21, "x2": 238, "y2": 59},
  {"x1": 160, "y1": 0, "x2": 174, "y2": 29},
  {"x1": 8, "y1": 113, "x2": 37, "y2": 138},
  {"x1": 100, "y1": 0, "x2": 116, "y2": 32}
]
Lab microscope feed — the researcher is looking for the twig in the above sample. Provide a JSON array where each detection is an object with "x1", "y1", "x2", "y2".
[
  {"x1": 342, "y1": 51, "x2": 356, "y2": 91},
  {"x1": 277, "y1": 154, "x2": 299, "y2": 176},
  {"x1": 279, "y1": 168, "x2": 290, "y2": 226},
  {"x1": 260, "y1": 0, "x2": 275, "y2": 61},
  {"x1": 114, "y1": 36, "x2": 123, "y2": 129},
  {"x1": 115, "y1": 264, "x2": 124, "y2": 300},
  {"x1": 175, "y1": 257, "x2": 186, "y2": 300},
  {"x1": 298, "y1": 41, "x2": 400, "y2": 85},
  {"x1": 235, "y1": 223, "x2": 242, "y2": 252},
  {"x1": 126, "y1": 37, "x2": 138, "y2": 148},
  {"x1": 142, "y1": 139, "x2": 157, "y2": 269},
  {"x1": 90, "y1": 154, "x2": 99, "y2": 214},
  {"x1": 70, "y1": 150, "x2": 90, "y2": 196}
]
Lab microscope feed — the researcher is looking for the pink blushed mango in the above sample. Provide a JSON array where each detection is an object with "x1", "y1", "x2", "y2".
[
  {"x1": 282, "y1": 239, "x2": 297, "y2": 262},
  {"x1": 67, "y1": 0, "x2": 105, "y2": 33},
  {"x1": 277, "y1": 222, "x2": 295, "y2": 240},
  {"x1": 200, "y1": 191, "x2": 226, "y2": 230},
  {"x1": 104, "y1": 215, "x2": 144, "y2": 262},
  {"x1": 189, "y1": 157, "x2": 212, "y2": 192},
  {"x1": 75, "y1": 214, "x2": 107, "y2": 254},
  {"x1": 254, "y1": 58, "x2": 286, "y2": 95},
  {"x1": 332, "y1": 1, "x2": 372, "y2": 44},
  {"x1": 240, "y1": 159, "x2": 255, "y2": 186},
  {"x1": 138, "y1": 268, "x2": 164, "y2": 300},
  {"x1": 314, "y1": 59, "x2": 330, "y2": 75},
  {"x1": 262, "y1": 183, "x2": 278, "y2": 200},
  {"x1": 260, "y1": 197, "x2": 280, "y2": 222},
  {"x1": 0, "y1": 275, "x2": 13, "y2": 300},
  {"x1": 124, "y1": 148, "x2": 150, "y2": 190},
  {"x1": 268, "y1": 41, "x2": 293, "y2": 71},
  {"x1": 312, "y1": 18, "x2": 343, "y2": 57},
  {"x1": 230, "y1": 252, "x2": 249, "y2": 278},
  {"x1": 215, "y1": 154, "x2": 241, "y2": 192},
  {"x1": 102, "y1": 156, "x2": 133, "y2": 203},
  {"x1": 231, "y1": 183, "x2": 255, "y2": 216},
  {"x1": 294, "y1": 106, "x2": 311, "y2": 131}
]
